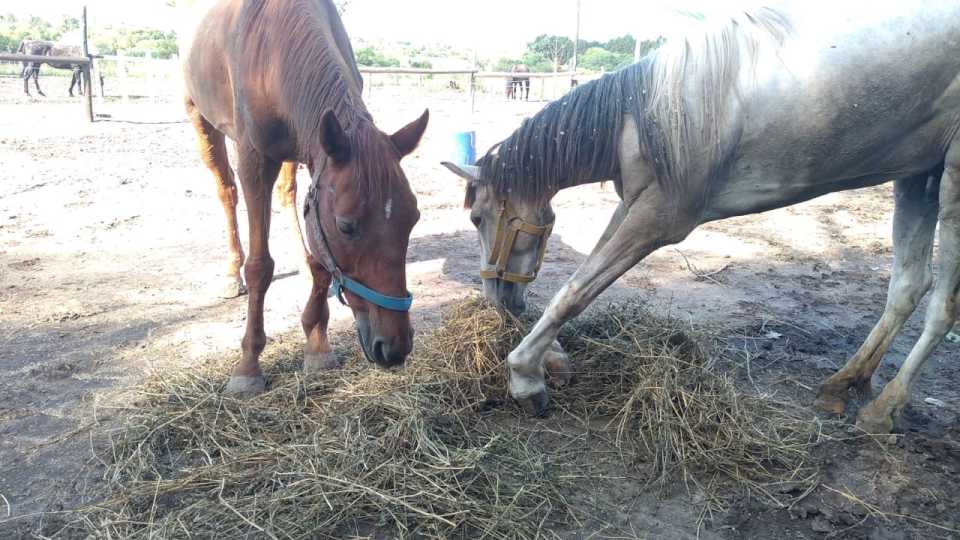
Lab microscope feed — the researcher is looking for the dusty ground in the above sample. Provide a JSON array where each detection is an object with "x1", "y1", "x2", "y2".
[{"x1": 1, "y1": 74, "x2": 959, "y2": 538}]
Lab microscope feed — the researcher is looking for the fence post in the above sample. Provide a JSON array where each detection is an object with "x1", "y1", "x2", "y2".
[
  {"x1": 119, "y1": 54, "x2": 129, "y2": 106},
  {"x1": 469, "y1": 71, "x2": 476, "y2": 114},
  {"x1": 82, "y1": 5, "x2": 94, "y2": 122}
]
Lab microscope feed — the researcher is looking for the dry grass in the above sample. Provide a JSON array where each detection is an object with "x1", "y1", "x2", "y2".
[{"x1": 49, "y1": 297, "x2": 822, "y2": 538}]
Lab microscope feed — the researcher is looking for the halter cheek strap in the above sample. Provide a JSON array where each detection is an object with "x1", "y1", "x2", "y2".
[
  {"x1": 479, "y1": 200, "x2": 553, "y2": 284},
  {"x1": 305, "y1": 171, "x2": 413, "y2": 312}
]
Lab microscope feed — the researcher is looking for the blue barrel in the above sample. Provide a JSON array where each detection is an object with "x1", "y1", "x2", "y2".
[{"x1": 451, "y1": 130, "x2": 476, "y2": 165}]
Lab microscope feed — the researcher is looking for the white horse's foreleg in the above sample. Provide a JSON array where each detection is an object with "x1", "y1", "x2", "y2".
[
  {"x1": 815, "y1": 174, "x2": 939, "y2": 414},
  {"x1": 857, "y1": 158, "x2": 960, "y2": 433},
  {"x1": 507, "y1": 186, "x2": 693, "y2": 414}
]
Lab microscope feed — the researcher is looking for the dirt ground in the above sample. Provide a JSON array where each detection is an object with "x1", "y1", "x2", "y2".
[{"x1": 1, "y1": 74, "x2": 959, "y2": 538}]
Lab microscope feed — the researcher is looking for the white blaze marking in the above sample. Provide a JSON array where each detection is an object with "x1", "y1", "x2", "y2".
[{"x1": 385, "y1": 198, "x2": 393, "y2": 220}]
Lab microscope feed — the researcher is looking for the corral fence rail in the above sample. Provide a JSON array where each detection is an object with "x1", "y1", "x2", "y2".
[{"x1": 358, "y1": 67, "x2": 587, "y2": 111}]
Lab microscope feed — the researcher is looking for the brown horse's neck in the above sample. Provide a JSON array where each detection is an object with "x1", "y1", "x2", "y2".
[{"x1": 263, "y1": 0, "x2": 372, "y2": 157}]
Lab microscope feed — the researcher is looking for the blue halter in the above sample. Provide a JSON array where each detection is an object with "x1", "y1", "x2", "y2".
[
  {"x1": 329, "y1": 271, "x2": 413, "y2": 312},
  {"x1": 305, "y1": 183, "x2": 413, "y2": 312}
]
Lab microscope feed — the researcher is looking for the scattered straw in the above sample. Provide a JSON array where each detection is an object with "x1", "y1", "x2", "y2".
[{"x1": 46, "y1": 296, "x2": 823, "y2": 538}]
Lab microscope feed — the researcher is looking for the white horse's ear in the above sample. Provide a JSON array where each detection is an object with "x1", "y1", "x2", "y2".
[{"x1": 441, "y1": 162, "x2": 481, "y2": 183}]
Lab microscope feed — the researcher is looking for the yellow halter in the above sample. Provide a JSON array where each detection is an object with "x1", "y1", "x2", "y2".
[{"x1": 479, "y1": 200, "x2": 553, "y2": 284}]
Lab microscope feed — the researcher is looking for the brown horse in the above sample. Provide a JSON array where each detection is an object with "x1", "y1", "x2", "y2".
[{"x1": 183, "y1": 0, "x2": 428, "y2": 395}]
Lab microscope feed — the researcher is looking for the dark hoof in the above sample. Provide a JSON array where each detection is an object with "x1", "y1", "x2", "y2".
[
  {"x1": 856, "y1": 402, "x2": 896, "y2": 435},
  {"x1": 813, "y1": 390, "x2": 847, "y2": 416},
  {"x1": 515, "y1": 390, "x2": 550, "y2": 417}
]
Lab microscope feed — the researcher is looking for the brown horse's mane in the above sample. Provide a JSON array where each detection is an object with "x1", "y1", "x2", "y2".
[{"x1": 237, "y1": 0, "x2": 399, "y2": 202}]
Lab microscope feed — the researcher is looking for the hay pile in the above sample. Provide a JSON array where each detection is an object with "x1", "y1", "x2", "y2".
[{"x1": 52, "y1": 297, "x2": 821, "y2": 538}]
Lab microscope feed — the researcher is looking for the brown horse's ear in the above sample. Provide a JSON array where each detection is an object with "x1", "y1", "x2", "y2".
[
  {"x1": 391, "y1": 109, "x2": 429, "y2": 157},
  {"x1": 319, "y1": 109, "x2": 351, "y2": 164}
]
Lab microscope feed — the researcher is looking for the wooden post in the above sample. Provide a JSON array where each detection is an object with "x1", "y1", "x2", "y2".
[
  {"x1": 82, "y1": 6, "x2": 94, "y2": 122},
  {"x1": 469, "y1": 71, "x2": 476, "y2": 113}
]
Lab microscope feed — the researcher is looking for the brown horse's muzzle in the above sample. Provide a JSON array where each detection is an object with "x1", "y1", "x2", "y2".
[{"x1": 355, "y1": 311, "x2": 413, "y2": 367}]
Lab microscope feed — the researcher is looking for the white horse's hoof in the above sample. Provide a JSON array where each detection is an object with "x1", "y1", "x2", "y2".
[
  {"x1": 945, "y1": 331, "x2": 960, "y2": 344},
  {"x1": 544, "y1": 343, "x2": 576, "y2": 388},
  {"x1": 304, "y1": 350, "x2": 342, "y2": 373},
  {"x1": 218, "y1": 275, "x2": 247, "y2": 299},
  {"x1": 225, "y1": 375, "x2": 265, "y2": 396}
]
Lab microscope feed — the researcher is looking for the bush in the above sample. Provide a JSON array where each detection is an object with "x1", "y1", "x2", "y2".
[
  {"x1": 355, "y1": 46, "x2": 400, "y2": 67},
  {"x1": 579, "y1": 47, "x2": 632, "y2": 72}
]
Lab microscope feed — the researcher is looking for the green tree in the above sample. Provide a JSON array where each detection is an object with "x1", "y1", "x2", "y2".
[
  {"x1": 410, "y1": 59, "x2": 432, "y2": 69},
  {"x1": 579, "y1": 47, "x2": 632, "y2": 72},
  {"x1": 527, "y1": 34, "x2": 574, "y2": 70},
  {"x1": 635, "y1": 36, "x2": 667, "y2": 59},
  {"x1": 355, "y1": 46, "x2": 400, "y2": 67},
  {"x1": 603, "y1": 35, "x2": 635, "y2": 55}
]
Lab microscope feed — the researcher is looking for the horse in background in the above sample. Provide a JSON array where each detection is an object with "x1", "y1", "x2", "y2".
[
  {"x1": 505, "y1": 64, "x2": 530, "y2": 101},
  {"x1": 18, "y1": 40, "x2": 86, "y2": 97}
]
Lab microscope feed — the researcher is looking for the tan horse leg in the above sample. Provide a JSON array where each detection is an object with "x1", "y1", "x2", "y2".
[
  {"x1": 274, "y1": 161, "x2": 339, "y2": 371},
  {"x1": 274, "y1": 162, "x2": 313, "y2": 279},
  {"x1": 301, "y1": 258, "x2": 341, "y2": 371},
  {"x1": 857, "y1": 157, "x2": 960, "y2": 433},
  {"x1": 186, "y1": 99, "x2": 247, "y2": 299},
  {"x1": 507, "y1": 180, "x2": 694, "y2": 414},
  {"x1": 225, "y1": 139, "x2": 282, "y2": 396},
  {"x1": 815, "y1": 173, "x2": 939, "y2": 414}
]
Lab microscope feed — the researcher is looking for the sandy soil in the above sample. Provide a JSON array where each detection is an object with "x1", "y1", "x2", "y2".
[{"x1": 1, "y1": 75, "x2": 959, "y2": 538}]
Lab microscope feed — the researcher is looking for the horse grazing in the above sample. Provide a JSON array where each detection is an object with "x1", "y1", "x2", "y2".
[
  {"x1": 18, "y1": 41, "x2": 86, "y2": 97},
  {"x1": 505, "y1": 64, "x2": 530, "y2": 101},
  {"x1": 443, "y1": 3, "x2": 960, "y2": 434},
  {"x1": 183, "y1": 0, "x2": 428, "y2": 395}
]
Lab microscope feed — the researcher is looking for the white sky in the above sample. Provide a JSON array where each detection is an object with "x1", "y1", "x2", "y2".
[{"x1": 9, "y1": 0, "x2": 749, "y2": 56}]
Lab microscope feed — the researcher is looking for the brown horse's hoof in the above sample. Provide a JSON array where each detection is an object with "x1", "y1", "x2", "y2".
[
  {"x1": 224, "y1": 375, "x2": 265, "y2": 396},
  {"x1": 514, "y1": 389, "x2": 551, "y2": 417},
  {"x1": 219, "y1": 275, "x2": 247, "y2": 299},
  {"x1": 304, "y1": 350, "x2": 341, "y2": 373}
]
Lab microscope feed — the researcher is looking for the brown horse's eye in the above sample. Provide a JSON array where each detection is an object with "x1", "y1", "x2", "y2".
[{"x1": 336, "y1": 217, "x2": 358, "y2": 237}]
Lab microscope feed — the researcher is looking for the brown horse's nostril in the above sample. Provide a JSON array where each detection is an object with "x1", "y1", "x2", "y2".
[{"x1": 371, "y1": 337, "x2": 406, "y2": 367}]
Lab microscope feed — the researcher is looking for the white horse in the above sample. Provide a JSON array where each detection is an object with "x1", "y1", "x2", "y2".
[{"x1": 443, "y1": 1, "x2": 960, "y2": 434}]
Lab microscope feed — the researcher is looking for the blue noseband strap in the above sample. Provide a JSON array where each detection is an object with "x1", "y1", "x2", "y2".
[{"x1": 330, "y1": 273, "x2": 414, "y2": 312}]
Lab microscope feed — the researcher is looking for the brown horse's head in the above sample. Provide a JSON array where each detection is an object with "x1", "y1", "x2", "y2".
[{"x1": 305, "y1": 109, "x2": 428, "y2": 367}]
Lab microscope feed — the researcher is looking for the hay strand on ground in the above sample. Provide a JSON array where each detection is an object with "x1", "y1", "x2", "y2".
[{"x1": 50, "y1": 297, "x2": 821, "y2": 538}]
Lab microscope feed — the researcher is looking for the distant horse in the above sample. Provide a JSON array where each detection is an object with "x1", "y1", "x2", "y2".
[
  {"x1": 18, "y1": 40, "x2": 86, "y2": 97},
  {"x1": 444, "y1": 3, "x2": 960, "y2": 434},
  {"x1": 184, "y1": 0, "x2": 428, "y2": 395},
  {"x1": 505, "y1": 64, "x2": 530, "y2": 100}
]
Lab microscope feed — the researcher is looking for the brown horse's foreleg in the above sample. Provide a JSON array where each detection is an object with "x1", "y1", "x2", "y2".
[
  {"x1": 275, "y1": 162, "x2": 312, "y2": 276},
  {"x1": 226, "y1": 140, "x2": 281, "y2": 395},
  {"x1": 185, "y1": 99, "x2": 247, "y2": 299},
  {"x1": 815, "y1": 173, "x2": 939, "y2": 415},
  {"x1": 301, "y1": 258, "x2": 341, "y2": 371}
]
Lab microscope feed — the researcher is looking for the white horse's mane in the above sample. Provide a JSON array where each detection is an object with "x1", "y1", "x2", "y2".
[{"x1": 645, "y1": 7, "x2": 793, "y2": 189}]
